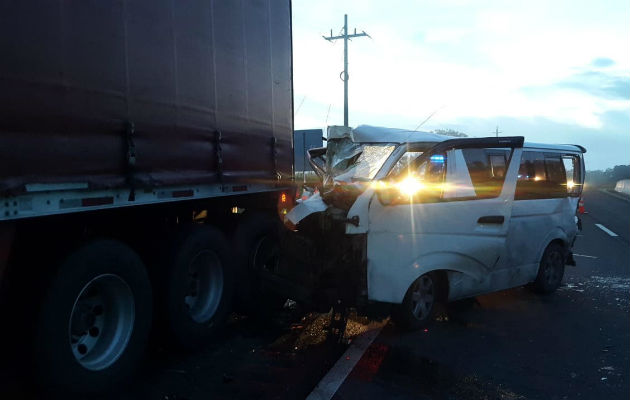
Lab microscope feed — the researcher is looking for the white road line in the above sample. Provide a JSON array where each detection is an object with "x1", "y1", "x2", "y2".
[
  {"x1": 306, "y1": 323, "x2": 386, "y2": 400},
  {"x1": 595, "y1": 223, "x2": 619, "y2": 237},
  {"x1": 573, "y1": 253, "x2": 598, "y2": 259}
]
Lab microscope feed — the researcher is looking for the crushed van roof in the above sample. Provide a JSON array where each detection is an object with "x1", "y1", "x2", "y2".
[
  {"x1": 326, "y1": 125, "x2": 585, "y2": 153},
  {"x1": 351, "y1": 125, "x2": 447, "y2": 144}
]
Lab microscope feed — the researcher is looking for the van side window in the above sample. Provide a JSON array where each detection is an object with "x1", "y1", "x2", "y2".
[
  {"x1": 441, "y1": 148, "x2": 510, "y2": 200},
  {"x1": 562, "y1": 155, "x2": 583, "y2": 196},
  {"x1": 463, "y1": 148, "x2": 510, "y2": 199},
  {"x1": 515, "y1": 151, "x2": 570, "y2": 200},
  {"x1": 390, "y1": 151, "x2": 424, "y2": 176},
  {"x1": 544, "y1": 154, "x2": 568, "y2": 197}
]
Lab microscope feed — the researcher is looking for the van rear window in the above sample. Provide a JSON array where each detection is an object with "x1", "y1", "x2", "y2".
[
  {"x1": 562, "y1": 155, "x2": 583, "y2": 196},
  {"x1": 515, "y1": 151, "x2": 577, "y2": 200}
]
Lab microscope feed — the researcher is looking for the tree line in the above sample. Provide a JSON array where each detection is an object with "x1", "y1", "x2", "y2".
[{"x1": 586, "y1": 165, "x2": 630, "y2": 188}]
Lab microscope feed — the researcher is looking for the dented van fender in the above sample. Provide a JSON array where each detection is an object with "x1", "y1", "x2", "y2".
[
  {"x1": 366, "y1": 248, "x2": 492, "y2": 304},
  {"x1": 345, "y1": 188, "x2": 374, "y2": 234}
]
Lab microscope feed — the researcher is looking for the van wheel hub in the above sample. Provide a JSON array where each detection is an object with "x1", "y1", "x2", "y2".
[
  {"x1": 410, "y1": 275, "x2": 434, "y2": 321},
  {"x1": 544, "y1": 251, "x2": 564, "y2": 286}
]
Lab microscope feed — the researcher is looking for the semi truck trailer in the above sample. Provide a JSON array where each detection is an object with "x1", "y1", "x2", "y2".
[{"x1": 0, "y1": 0, "x2": 293, "y2": 393}]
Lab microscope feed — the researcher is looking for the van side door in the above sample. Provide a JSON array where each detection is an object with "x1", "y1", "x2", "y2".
[
  {"x1": 505, "y1": 150, "x2": 584, "y2": 284},
  {"x1": 366, "y1": 137, "x2": 523, "y2": 304}
]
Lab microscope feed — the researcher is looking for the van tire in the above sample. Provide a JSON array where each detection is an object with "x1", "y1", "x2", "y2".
[
  {"x1": 34, "y1": 240, "x2": 152, "y2": 394},
  {"x1": 392, "y1": 271, "x2": 441, "y2": 331},
  {"x1": 232, "y1": 213, "x2": 286, "y2": 315},
  {"x1": 531, "y1": 242, "x2": 566, "y2": 294},
  {"x1": 163, "y1": 225, "x2": 233, "y2": 349}
]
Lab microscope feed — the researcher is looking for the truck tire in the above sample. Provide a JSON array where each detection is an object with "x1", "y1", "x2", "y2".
[
  {"x1": 391, "y1": 272, "x2": 441, "y2": 331},
  {"x1": 530, "y1": 242, "x2": 566, "y2": 294},
  {"x1": 232, "y1": 212, "x2": 286, "y2": 314},
  {"x1": 164, "y1": 225, "x2": 233, "y2": 349},
  {"x1": 34, "y1": 240, "x2": 152, "y2": 394}
]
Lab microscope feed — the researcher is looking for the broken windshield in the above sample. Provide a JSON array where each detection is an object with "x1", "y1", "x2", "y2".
[{"x1": 327, "y1": 142, "x2": 396, "y2": 183}]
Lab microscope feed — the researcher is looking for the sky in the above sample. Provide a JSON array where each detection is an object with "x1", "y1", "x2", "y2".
[{"x1": 291, "y1": 0, "x2": 630, "y2": 170}]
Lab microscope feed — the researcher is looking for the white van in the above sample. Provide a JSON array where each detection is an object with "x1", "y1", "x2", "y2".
[{"x1": 280, "y1": 125, "x2": 585, "y2": 330}]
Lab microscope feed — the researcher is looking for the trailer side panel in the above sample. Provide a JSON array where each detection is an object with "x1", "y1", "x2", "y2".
[{"x1": 0, "y1": 0, "x2": 293, "y2": 195}]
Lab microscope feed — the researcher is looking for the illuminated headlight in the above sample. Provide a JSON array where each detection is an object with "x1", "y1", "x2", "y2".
[
  {"x1": 396, "y1": 176, "x2": 425, "y2": 197},
  {"x1": 371, "y1": 180, "x2": 389, "y2": 190},
  {"x1": 567, "y1": 180, "x2": 575, "y2": 189}
]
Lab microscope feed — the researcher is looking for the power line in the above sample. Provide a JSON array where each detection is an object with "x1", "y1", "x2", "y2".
[
  {"x1": 493, "y1": 125, "x2": 502, "y2": 137},
  {"x1": 295, "y1": 95, "x2": 306, "y2": 115},
  {"x1": 324, "y1": 103, "x2": 332, "y2": 126},
  {"x1": 414, "y1": 105, "x2": 446, "y2": 131},
  {"x1": 323, "y1": 14, "x2": 370, "y2": 127}
]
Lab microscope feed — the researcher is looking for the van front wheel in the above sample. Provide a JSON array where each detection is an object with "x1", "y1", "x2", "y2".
[
  {"x1": 531, "y1": 242, "x2": 566, "y2": 294},
  {"x1": 392, "y1": 272, "x2": 440, "y2": 331}
]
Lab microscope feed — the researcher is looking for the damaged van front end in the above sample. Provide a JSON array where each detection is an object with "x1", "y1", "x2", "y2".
[
  {"x1": 276, "y1": 125, "x2": 446, "y2": 315},
  {"x1": 272, "y1": 124, "x2": 585, "y2": 328}
]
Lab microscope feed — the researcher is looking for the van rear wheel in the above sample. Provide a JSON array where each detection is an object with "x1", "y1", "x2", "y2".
[
  {"x1": 531, "y1": 242, "x2": 566, "y2": 294},
  {"x1": 392, "y1": 272, "x2": 440, "y2": 331}
]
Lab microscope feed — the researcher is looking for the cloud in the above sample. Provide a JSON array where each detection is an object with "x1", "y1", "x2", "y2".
[
  {"x1": 555, "y1": 71, "x2": 629, "y2": 100},
  {"x1": 436, "y1": 111, "x2": 630, "y2": 170},
  {"x1": 592, "y1": 57, "x2": 615, "y2": 68},
  {"x1": 292, "y1": 0, "x2": 630, "y2": 168},
  {"x1": 523, "y1": 70, "x2": 630, "y2": 103}
]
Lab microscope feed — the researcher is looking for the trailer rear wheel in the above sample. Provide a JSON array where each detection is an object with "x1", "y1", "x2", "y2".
[
  {"x1": 232, "y1": 212, "x2": 286, "y2": 314},
  {"x1": 34, "y1": 240, "x2": 152, "y2": 394},
  {"x1": 164, "y1": 225, "x2": 233, "y2": 348}
]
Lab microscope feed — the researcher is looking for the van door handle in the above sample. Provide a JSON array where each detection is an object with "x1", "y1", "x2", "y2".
[{"x1": 478, "y1": 215, "x2": 504, "y2": 224}]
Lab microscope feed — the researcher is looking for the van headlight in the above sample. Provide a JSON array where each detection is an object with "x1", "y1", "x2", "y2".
[{"x1": 396, "y1": 176, "x2": 425, "y2": 197}]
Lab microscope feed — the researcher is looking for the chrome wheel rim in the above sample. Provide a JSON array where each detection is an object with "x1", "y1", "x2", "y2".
[
  {"x1": 410, "y1": 275, "x2": 435, "y2": 321},
  {"x1": 184, "y1": 250, "x2": 224, "y2": 324},
  {"x1": 68, "y1": 274, "x2": 135, "y2": 371}
]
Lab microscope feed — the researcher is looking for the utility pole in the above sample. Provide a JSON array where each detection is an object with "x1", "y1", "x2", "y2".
[
  {"x1": 323, "y1": 14, "x2": 370, "y2": 127},
  {"x1": 493, "y1": 126, "x2": 502, "y2": 138}
]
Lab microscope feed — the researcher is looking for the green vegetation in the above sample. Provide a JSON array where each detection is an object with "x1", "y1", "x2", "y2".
[
  {"x1": 431, "y1": 129, "x2": 468, "y2": 137},
  {"x1": 586, "y1": 165, "x2": 630, "y2": 188}
]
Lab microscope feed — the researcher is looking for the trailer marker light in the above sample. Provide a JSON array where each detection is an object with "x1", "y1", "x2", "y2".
[{"x1": 281, "y1": 193, "x2": 287, "y2": 203}]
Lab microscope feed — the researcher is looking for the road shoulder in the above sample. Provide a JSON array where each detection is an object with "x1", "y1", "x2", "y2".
[{"x1": 598, "y1": 188, "x2": 630, "y2": 203}]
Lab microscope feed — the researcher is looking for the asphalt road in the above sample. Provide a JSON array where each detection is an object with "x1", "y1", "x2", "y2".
[
  {"x1": 120, "y1": 188, "x2": 630, "y2": 400},
  {"x1": 4, "y1": 188, "x2": 628, "y2": 399},
  {"x1": 335, "y1": 188, "x2": 630, "y2": 400}
]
